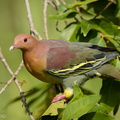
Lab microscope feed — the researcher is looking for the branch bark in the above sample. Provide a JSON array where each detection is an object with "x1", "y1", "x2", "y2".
[
  {"x1": 43, "y1": 0, "x2": 49, "y2": 39},
  {"x1": 24, "y1": 0, "x2": 42, "y2": 40}
]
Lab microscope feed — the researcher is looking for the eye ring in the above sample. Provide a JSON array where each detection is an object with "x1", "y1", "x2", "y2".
[{"x1": 23, "y1": 38, "x2": 28, "y2": 42}]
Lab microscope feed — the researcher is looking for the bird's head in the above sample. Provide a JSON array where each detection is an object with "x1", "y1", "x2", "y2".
[{"x1": 9, "y1": 34, "x2": 38, "y2": 51}]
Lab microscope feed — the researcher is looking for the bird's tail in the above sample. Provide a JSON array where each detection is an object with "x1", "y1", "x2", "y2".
[{"x1": 97, "y1": 64, "x2": 120, "y2": 80}]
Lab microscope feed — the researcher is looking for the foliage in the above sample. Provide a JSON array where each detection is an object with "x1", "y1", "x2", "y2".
[
  {"x1": 1, "y1": 0, "x2": 120, "y2": 120},
  {"x1": 39, "y1": 0, "x2": 120, "y2": 120}
]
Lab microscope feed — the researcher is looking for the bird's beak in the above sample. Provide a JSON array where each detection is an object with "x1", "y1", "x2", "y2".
[{"x1": 9, "y1": 45, "x2": 16, "y2": 51}]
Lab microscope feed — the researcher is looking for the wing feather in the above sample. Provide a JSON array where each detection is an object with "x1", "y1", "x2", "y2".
[{"x1": 46, "y1": 40, "x2": 118, "y2": 77}]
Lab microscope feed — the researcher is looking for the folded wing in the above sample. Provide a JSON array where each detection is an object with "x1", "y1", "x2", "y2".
[{"x1": 46, "y1": 40, "x2": 119, "y2": 77}]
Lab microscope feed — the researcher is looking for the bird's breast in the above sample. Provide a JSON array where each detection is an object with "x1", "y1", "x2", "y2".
[
  {"x1": 23, "y1": 54, "x2": 63, "y2": 84},
  {"x1": 23, "y1": 52, "x2": 47, "y2": 81}
]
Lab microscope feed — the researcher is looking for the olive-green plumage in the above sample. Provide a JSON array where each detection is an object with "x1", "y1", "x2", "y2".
[{"x1": 10, "y1": 34, "x2": 120, "y2": 102}]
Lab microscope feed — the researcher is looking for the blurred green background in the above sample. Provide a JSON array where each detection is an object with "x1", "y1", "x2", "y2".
[{"x1": 0, "y1": 0, "x2": 120, "y2": 120}]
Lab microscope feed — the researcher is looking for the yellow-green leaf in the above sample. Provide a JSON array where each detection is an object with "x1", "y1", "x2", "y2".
[{"x1": 62, "y1": 95, "x2": 101, "y2": 120}]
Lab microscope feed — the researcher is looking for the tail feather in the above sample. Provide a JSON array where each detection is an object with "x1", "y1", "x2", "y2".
[
  {"x1": 103, "y1": 52, "x2": 119, "y2": 64},
  {"x1": 97, "y1": 64, "x2": 120, "y2": 79},
  {"x1": 89, "y1": 44, "x2": 119, "y2": 64}
]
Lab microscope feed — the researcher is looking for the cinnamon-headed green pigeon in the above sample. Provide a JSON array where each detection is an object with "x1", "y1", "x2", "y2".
[{"x1": 10, "y1": 34, "x2": 120, "y2": 102}]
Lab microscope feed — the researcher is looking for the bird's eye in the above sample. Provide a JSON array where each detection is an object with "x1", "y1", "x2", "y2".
[{"x1": 23, "y1": 38, "x2": 28, "y2": 42}]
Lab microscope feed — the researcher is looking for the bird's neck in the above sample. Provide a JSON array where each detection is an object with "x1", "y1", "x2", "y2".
[{"x1": 22, "y1": 42, "x2": 48, "y2": 80}]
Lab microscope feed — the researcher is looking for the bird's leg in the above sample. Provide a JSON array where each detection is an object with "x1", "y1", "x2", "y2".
[
  {"x1": 51, "y1": 94, "x2": 66, "y2": 103},
  {"x1": 51, "y1": 87, "x2": 73, "y2": 103}
]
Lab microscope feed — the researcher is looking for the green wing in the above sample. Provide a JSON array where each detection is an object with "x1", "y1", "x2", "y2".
[{"x1": 46, "y1": 40, "x2": 118, "y2": 77}]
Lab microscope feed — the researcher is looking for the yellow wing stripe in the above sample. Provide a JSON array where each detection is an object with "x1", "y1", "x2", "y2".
[
  {"x1": 48, "y1": 53, "x2": 107, "y2": 77},
  {"x1": 52, "y1": 56, "x2": 106, "y2": 74}
]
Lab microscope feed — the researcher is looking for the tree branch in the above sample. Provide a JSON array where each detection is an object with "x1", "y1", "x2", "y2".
[
  {"x1": 48, "y1": 0, "x2": 57, "y2": 10},
  {"x1": 24, "y1": 0, "x2": 42, "y2": 40},
  {"x1": 0, "y1": 49, "x2": 35, "y2": 120},
  {"x1": 94, "y1": 0, "x2": 115, "y2": 19},
  {"x1": 0, "y1": 48, "x2": 23, "y2": 94},
  {"x1": 61, "y1": 0, "x2": 66, "y2": 5},
  {"x1": 14, "y1": 79, "x2": 35, "y2": 120},
  {"x1": 43, "y1": 0, "x2": 49, "y2": 39},
  {"x1": 55, "y1": 0, "x2": 60, "y2": 6}
]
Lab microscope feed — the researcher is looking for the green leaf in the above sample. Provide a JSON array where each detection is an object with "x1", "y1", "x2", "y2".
[
  {"x1": 81, "y1": 20, "x2": 93, "y2": 36},
  {"x1": 62, "y1": 95, "x2": 101, "y2": 120},
  {"x1": 60, "y1": 23, "x2": 80, "y2": 41},
  {"x1": 79, "y1": 112, "x2": 116, "y2": 120},
  {"x1": 80, "y1": 9, "x2": 96, "y2": 20},
  {"x1": 73, "y1": 85, "x2": 83, "y2": 98},
  {"x1": 89, "y1": 33, "x2": 106, "y2": 47},
  {"x1": 89, "y1": 103, "x2": 108, "y2": 113},
  {"x1": 80, "y1": 20, "x2": 118, "y2": 48},
  {"x1": 68, "y1": 0, "x2": 98, "y2": 9},
  {"x1": 98, "y1": 20, "x2": 120, "y2": 51},
  {"x1": 57, "y1": 4, "x2": 68, "y2": 13},
  {"x1": 42, "y1": 100, "x2": 66, "y2": 116},
  {"x1": 111, "y1": 57, "x2": 120, "y2": 70},
  {"x1": 98, "y1": 20, "x2": 116, "y2": 38},
  {"x1": 49, "y1": 9, "x2": 77, "y2": 20},
  {"x1": 100, "y1": 79, "x2": 120, "y2": 113},
  {"x1": 70, "y1": 85, "x2": 83, "y2": 103},
  {"x1": 116, "y1": 0, "x2": 120, "y2": 17},
  {"x1": 91, "y1": 20, "x2": 120, "y2": 51},
  {"x1": 113, "y1": 104, "x2": 120, "y2": 115},
  {"x1": 92, "y1": 112, "x2": 116, "y2": 120}
]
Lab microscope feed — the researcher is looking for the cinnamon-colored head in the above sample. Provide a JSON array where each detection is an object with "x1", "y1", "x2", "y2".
[{"x1": 10, "y1": 34, "x2": 38, "y2": 51}]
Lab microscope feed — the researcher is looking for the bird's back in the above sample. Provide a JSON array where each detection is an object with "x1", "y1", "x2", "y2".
[{"x1": 44, "y1": 40, "x2": 119, "y2": 77}]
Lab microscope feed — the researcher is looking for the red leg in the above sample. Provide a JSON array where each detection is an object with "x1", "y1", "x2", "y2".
[{"x1": 51, "y1": 94, "x2": 66, "y2": 103}]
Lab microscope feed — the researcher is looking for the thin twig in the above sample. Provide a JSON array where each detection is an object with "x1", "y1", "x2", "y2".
[
  {"x1": 14, "y1": 79, "x2": 35, "y2": 120},
  {"x1": 55, "y1": 0, "x2": 60, "y2": 6},
  {"x1": 0, "y1": 76, "x2": 14, "y2": 94},
  {"x1": 74, "y1": 0, "x2": 81, "y2": 22},
  {"x1": 0, "y1": 49, "x2": 13, "y2": 75},
  {"x1": 0, "y1": 49, "x2": 35, "y2": 120},
  {"x1": 61, "y1": 0, "x2": 66, "y2": 5},
  {"x1": 24, "y1": 0, "x2": 42, "y2": 40},
  {"x1": 0, "y1": 48, "x2": 23, "y2": 93},
  {"x1": 44, "y1": 0, "x2": 49, "y2": 39},
  {"x1": 0, "y1": 82, "x2": 7, "y2": 84},
  {"x1": 48, "y1": 0, "x2": 57, "y2": 10},
  {"x1": 94, "y1": 0, "x2": 115, "y2": 19},
  {"x1": 56, "y1": 21, "x2": 62, "y2": 32}
]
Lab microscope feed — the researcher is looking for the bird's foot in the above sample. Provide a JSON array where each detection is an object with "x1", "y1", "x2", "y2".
[
  {"x1": 51, "y1": 88, "x2": 73, "y2": 103},
  {"x1": 51, "y1": 94, "x2": 66, "y2": 103}
]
